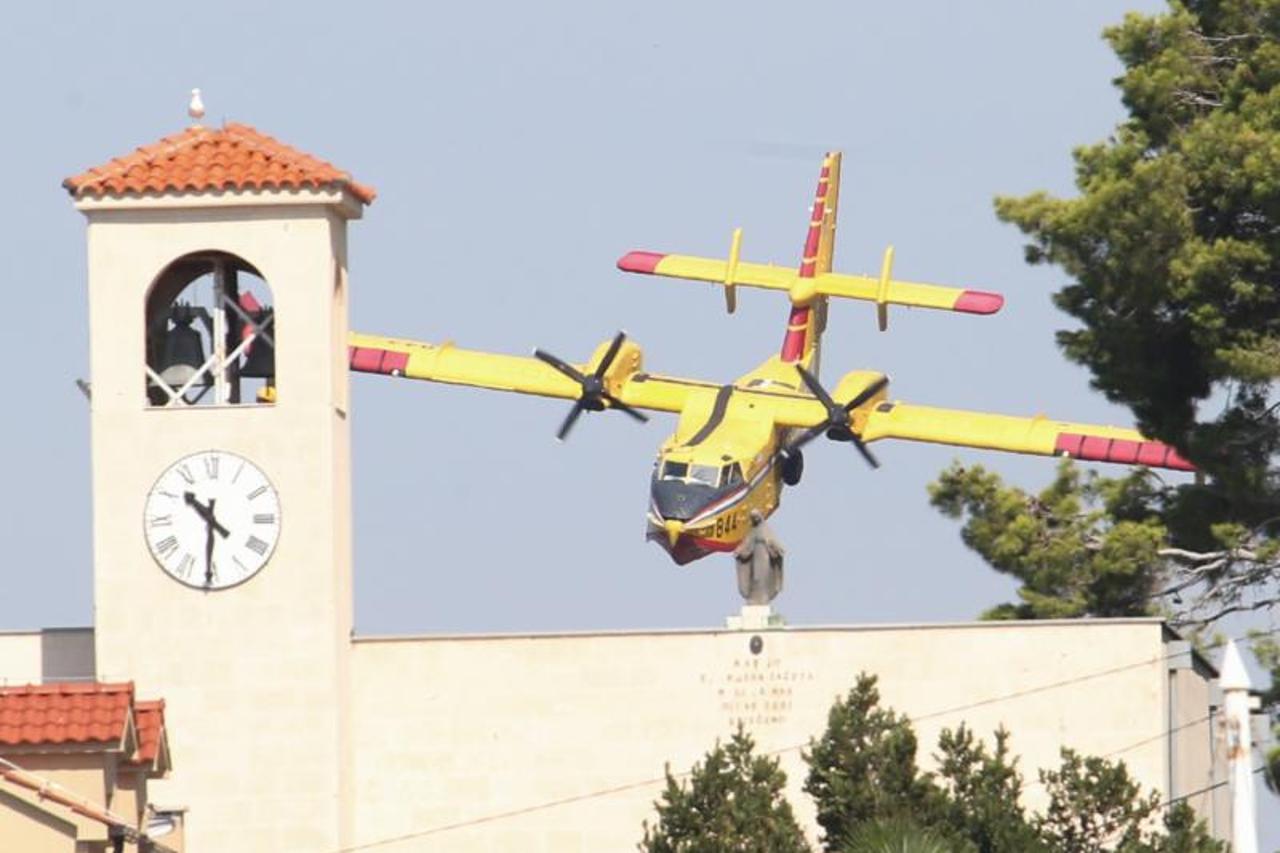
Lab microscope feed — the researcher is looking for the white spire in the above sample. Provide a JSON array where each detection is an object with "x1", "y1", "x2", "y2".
[
  {"x1": 188, "y1": 88, "x2": 205, "y2": 125},
  {"x1": 1220, "y1": 638, "x2": 1258, "y2": 853},
  {"x1": 1220, "y1": 637, "x2": 1253, "y2": 690}
]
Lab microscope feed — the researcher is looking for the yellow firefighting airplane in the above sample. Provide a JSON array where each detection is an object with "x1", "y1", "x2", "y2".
[{"x1": 348, "y1": 152, "x2": 1193, "y2": 565}]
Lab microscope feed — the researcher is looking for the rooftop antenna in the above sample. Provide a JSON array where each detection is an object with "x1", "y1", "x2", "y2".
[{"x1": 188, "y1": 88, "x2": 205, "y2": 127}]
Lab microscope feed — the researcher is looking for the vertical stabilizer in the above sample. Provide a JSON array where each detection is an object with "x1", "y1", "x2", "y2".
[{"x1": 780, "y1": 152, "x2": 841, "y2": 368}]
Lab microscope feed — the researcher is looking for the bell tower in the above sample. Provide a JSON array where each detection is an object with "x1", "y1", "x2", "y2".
[{"x1": 65, "y1": 118, "x2": 373, "y2": 851}]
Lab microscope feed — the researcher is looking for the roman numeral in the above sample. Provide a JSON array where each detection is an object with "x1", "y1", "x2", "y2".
[
  {"x1": 177, "y1": 464, "x2": 195, "y2": 485},
  {"x1": 148, "y1": 515, "x2": 172, "y2": 528},
  {"x1": 245, "y1": 536, "x2": 269, "y2": 556},
  {"x1": 203, "y1": 455, "x2": 220, "y2": 479},
  {"x1": 154, "y1": 536, "x2": 179, "y2": 558},
  {"x1": 175, "y1": 554, "x2": 195, "y2": 579},
  {"x1": 246, "y1": 486, "x2": 267, "y2": 501},
  {"x1": 253, "y1": 513, "x2": 276, "y2": 526},
  {"x1": 232, "y1": 461, "x2": 246, "y2": 484}
]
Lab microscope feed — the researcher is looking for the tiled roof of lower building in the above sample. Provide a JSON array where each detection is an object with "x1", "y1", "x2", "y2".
[
  {"x1": 128, "y1": 699, "x2": 168, "y2": 770},
  {"x1": 0, "y1": 682, "x2": 133, "y2": 747}
]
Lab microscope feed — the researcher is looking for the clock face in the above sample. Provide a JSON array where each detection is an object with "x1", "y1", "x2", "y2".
[{"x1": 143, "y1": 450, "x2": 281, "y2": 590}]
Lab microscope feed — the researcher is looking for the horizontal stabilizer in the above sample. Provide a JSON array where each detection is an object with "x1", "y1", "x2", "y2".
[{"x1": 617, "y1": 251, "x2": 1003, "y2": 316}]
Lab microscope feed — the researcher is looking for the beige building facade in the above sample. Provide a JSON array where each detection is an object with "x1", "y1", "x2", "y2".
[{"x1": 0, "y1": 122, "x2": 1232, "y2": 851}]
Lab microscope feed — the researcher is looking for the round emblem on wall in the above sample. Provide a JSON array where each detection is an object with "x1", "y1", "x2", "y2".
[{"x1": 142, "y1": 450, "x2": 281, "y2": 590}]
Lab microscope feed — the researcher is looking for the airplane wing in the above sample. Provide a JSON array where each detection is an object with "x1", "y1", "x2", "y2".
[
  {"x1": 347, "y1": 332, "x2": 704, "y2": 415},
  {"x1": 859, "y1": 401, "x2": 1195, "y2": 471},
  {"x1": 616, "y1": 250, "x2": 1003, "y2": 316}
]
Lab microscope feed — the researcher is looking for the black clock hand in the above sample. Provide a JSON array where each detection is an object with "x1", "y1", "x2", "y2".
[
  {"x1": 183, "y1": 492, "x2": 230, "y2": 538},
  {"x1": 204, "y1": 510, "x2": 215, "y2": 586}
]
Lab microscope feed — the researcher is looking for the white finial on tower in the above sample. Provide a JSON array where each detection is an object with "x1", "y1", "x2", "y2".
[
  {"x1": 188, "y1": 88, "x2": 205, "y2": 125},
  {"x1": 1220, "y1": 638, "x2": 1259, "y2": 853}
]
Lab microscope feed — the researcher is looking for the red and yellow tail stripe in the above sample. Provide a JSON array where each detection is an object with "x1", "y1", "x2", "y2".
[{"x1": 779, "y1": 152, "x2": 840, "y2": 363}]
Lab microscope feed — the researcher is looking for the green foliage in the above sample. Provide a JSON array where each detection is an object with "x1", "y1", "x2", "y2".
[
  {"x1": 645, "y1": 673, "x2": 1225, "y2": 851},
  {"x1": 802, "y1": 675, "x2": 943, "y2": 848},
  {"x1": 995, "y1": 1, "x2": 1280, "y2": 461},
  {"x1": 838, "y1": 818, "x2": 952, "y2": 853},
  {"x1": 1035, "y1": 753, "x2": 1225, "y2": 853},
  {"x1": 929, "y1": 460, "x2": 1167, "y2": 618},
  {"x1": 1035, "y1": 749, "x2": 1160, "y2": 851},
  {"x1": 638, "y1": 724, "x2": 809, "y2": 853},
  {"x1": 1151, "y1": 802, "x2": 1228, "y2": 853},
  {"x1": 987, "y1": 0, "x2": 1280, "y2": 625},
  {"x1": 796, "y1": 673, "x2": 1221, "y2": 853},
  {"x1": 1250, "y1": 631, "x2": 1280, "y2": 794},
  {"x1": 933, "y1": 725, "x2": 1044, "y2": 852}
]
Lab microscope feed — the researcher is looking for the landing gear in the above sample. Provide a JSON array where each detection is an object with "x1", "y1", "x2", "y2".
[{"x1": 781, "y1": 449, "x2": 804, "y2": 486}]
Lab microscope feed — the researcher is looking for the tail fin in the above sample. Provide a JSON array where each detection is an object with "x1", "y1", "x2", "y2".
[{"x1": 780, "y1": 152, "x2": 841, "y2": 366}]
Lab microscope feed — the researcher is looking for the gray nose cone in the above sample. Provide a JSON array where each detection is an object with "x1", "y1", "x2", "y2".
[{"x1": 650, "y1": 480, "x2": 715, "y2": 522}]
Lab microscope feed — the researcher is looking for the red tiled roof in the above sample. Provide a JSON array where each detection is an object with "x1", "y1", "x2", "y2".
[
  {"x1": 0, "y1": 682, "x2": 133, "y2": 747},
  {"x1": 129, "y1": 700, "x2": 165, "y2": 766},
  {"x1": 63, "y1": 122, "x2": 375, "y2": 204}
]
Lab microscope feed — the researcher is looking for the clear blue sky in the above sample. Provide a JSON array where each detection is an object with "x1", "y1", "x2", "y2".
[{"x1": 1, "y1": 0, "x2": 1274, "y2": 842}]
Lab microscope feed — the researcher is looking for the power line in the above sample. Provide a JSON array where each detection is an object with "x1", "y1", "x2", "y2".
[
  {"x1": 332, "y1": 628, "x2": 1277, "y2": 852},
  {"x1": 1163, "y1": 765, "x2": 1267, "y2": 810}
]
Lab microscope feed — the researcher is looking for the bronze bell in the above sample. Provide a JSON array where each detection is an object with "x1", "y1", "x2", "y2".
[
  {"x1": 239, "y1": 309, "x2": 275, "y2": 379},
  {"x1": 157, "y1": 308, "x2": 208, "y2": 388}
]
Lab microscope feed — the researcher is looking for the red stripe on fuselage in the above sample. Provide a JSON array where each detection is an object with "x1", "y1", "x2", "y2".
[{"x1": 646, "y1": 524, "x2": 737, "y2": 565}]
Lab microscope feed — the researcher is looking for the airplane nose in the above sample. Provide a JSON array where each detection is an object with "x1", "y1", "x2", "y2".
[{"x1": 664, "y1": 520, "x2": 684, "y2": 547}]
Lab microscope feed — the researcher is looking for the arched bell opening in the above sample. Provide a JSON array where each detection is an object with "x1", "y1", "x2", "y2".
[{"x1": 145, "y1": 251, "x2": 277, "y2": 407}]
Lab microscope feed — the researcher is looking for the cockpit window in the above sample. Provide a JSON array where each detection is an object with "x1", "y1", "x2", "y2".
[
  {"x1": 688, "y1": 464, "x2": 721, "y2": 487},
  {"x1": 660, "y1": 461, "x2": 689, "y2": 480},
  {"x1": 723, "y1": 463, "x2": 745, "y2": 487}
]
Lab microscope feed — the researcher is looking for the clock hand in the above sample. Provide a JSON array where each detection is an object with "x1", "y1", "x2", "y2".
[
  {"x1": 204, "y1": 513, "x2": 215, "y2": 586},
  {"x1": 183, "y1": 491, "x2": 231, "y2": 538}
]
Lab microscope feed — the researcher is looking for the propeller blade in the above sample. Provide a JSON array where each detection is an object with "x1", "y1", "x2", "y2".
[
  {"x1": 556, "y1": 400, "x2": 586, "y2": 442},
  {"x1": 782, "y1": 367, "x2": 887, "y2": 470},
  {"x1": 842, "y1": 375, "x2": 890, "y2": 413},
  {"x1": 594, "y1": 331, "x2": 628, "y2": 379},
  {"x1": 795, "y1": 364, "x2": 838, "y2": 410},
  {"x1": 778, "y1": 424, "x2": 827, "y2": 460},
  {"x1": 602, "y1": 393, "x2": 649, "y2": 423},
  {"x1": 539, "y1": 334, "x2": 648, "y2": 440},
  {"x1": 850, "y1": 434, "x2": 880, "y2": 469},
  {"x1": 534, "y1": 349, "x2": 586, "y2": 384}
]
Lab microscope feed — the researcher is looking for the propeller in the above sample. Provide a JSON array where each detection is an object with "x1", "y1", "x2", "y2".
[
  {"x1": 778, "y1": 365, "x2": 888, "y2": 468},
  {"x1": 533, "y1": 331, "x2": 649, "y2": 441}
]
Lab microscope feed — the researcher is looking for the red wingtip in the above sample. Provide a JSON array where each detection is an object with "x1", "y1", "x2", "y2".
[
  {"x1": 617, "y1": 251, "x2": 667, "y2": 274},
  {"x1": 1055, "y1": 433, "x2": 1196, "y2": 472},
  {"x1": 954, "y1": 290, "x2": 1005, "y2": 315}
]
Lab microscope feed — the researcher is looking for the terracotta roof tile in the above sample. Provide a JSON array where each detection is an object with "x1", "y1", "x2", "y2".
[
  {"x1": 128, "y1": 700, "x2": 165, "y2": 766},
  {"x1": 63, "y1": 122, "x2": 375, "y2": 205},
  {"x1": 0, "y1": 682, "x2": 133, "y2": 747}
]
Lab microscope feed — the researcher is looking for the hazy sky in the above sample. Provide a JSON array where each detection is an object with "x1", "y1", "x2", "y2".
[{"x1": 1, "y1": 0, "x2": 1274, "y2": 841}]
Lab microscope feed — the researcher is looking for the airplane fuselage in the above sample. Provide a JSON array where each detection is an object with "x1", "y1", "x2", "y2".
[{"x1": 645, "y1": 354, "x2": 835, "y2": 565}]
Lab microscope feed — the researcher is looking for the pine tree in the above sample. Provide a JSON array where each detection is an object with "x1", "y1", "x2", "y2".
[
  {"x1": 933, "y1": 725, "x2": 1044, "y2": 852},
  {"x1": 638, "y1": 724, "x2": 809, "y2": 853},
  {"x1": 802, "y1": 674, "x2": 943, "y2": 850},
  {"x1": 987, "y1": 0, "x2": 1280, "y2": 622}
]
